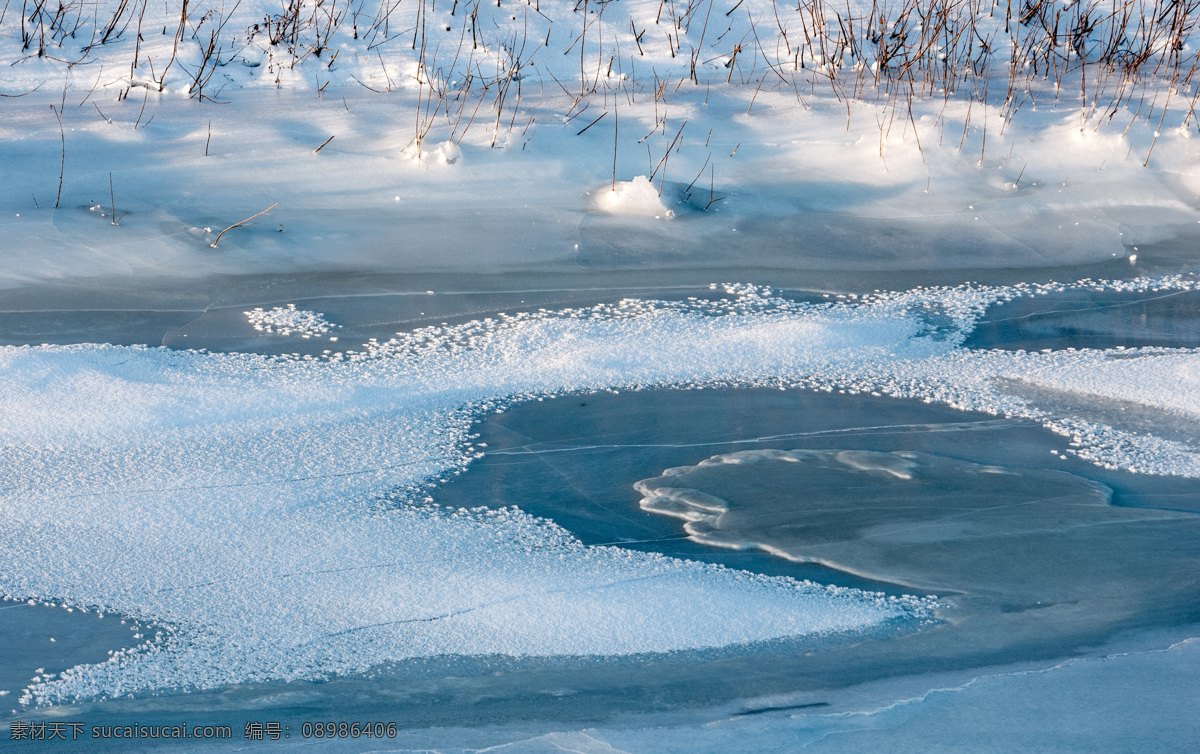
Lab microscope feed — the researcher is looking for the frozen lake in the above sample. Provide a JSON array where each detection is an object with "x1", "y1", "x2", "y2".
[
  {"x1": 4, "y1": 0, "x2": 1200, "y2": 739},
  {"x1": 2, "y1": 269, "x2": 1198, "y2": 750}
]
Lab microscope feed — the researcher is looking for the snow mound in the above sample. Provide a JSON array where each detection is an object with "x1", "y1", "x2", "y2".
[
  {"x1": 403, "y1": 140, "x2": 463, "y2": 166},
  {"x1": 596, "y1": 177, "x2": 675, "y2": 218}
]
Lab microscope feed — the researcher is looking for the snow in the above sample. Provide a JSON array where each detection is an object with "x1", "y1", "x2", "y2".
[
  {"x1": 1, "y1": 0, "x2": 1199, "y2": 743},
  {"x1": 596, "y1": 176, "x2": 677, "y2": 218},
  {"x1": 4, "y1": 1, "x2": 1200, "y2": 289},
  {"x1": 244, "y1": 303, "x2": 340, "y2": 337}
]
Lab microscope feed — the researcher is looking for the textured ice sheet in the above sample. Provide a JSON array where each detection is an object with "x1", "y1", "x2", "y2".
[
  {"x1": 634, "y1": 448, "x2": 1196, "y2": 594},
  {"x1": 3, "y1": 276, "x2": 1199, "y2": 704}
]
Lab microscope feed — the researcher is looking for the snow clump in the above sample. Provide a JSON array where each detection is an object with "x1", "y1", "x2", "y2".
[{"x1": 245, "y1": 304, "x2": 340, "y2": 338}]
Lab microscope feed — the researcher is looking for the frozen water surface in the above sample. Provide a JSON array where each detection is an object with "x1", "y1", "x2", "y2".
[
  {"x1": 1, "y1": 319, "x2": 1197, "y2": 749},
  {"x1": 0, "y1": 275, "x2": 1196, "y2": 751},
  {"x1": 966, "y1": 288, "x2": 1200, "y2": 352},
  {"x1": 636, "y1": 449, "x2": 1198, "y2": 653},
  {"x1": 2, "y1": 0, "x2": 1200, "y2": 743},
  {"x1": 432, "y1": 384, "x2": 1200, "y2": 707}
]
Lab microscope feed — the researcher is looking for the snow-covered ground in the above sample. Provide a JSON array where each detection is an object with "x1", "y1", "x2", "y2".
[
  {"x1": 2, "y1": 0, "x2": 1199, "y2": 749},
  {"x1": 5, "y1": 0, "x2": 1200, "y2": 287}
]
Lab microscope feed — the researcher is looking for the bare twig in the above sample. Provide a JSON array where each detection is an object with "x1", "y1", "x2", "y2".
[
  {"x1": 210, "y1": 203, "x2": 279, "y2": 248},
  {"x1": 612, "y1": 101, "x2": 618, "y2": 191},
  {"x1": 52, "y1": 104, "x2": 65, "y2": 209},
  {"x1": 0, "y1": 81, "x2": 45, "y2": 98},
  {"x1": 134, "y1": 89, "x2": 149, "y2": 130},
  {"x1": 109, "y1": 172, "x2": 118, "y2": 225},
  {"x1": 576, "y1": 111, "x2": 608, "y2": 135},
  {"x1": 313, "y1": 134, "x2": 335, "y2": 153}
]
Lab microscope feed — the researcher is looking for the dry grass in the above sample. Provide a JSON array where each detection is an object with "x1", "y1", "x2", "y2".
[{"x1": 7, "y1": 0, "x2": 1200, "y2": 189}]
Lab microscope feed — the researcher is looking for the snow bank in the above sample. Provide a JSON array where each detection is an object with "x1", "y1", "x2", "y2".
[{"x1": 3, "y1": 3, "x2": 1200, "y2": 287}]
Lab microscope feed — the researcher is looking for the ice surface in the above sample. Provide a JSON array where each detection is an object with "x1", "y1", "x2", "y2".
[
  {"x1": 771, "y1": 638, "x2": 1200, "y2": 753},
  {"x1": 965, "y1": 288, "x2": 1200, "y2": 352},
  {"x1": 441, "y1": 637, "x2": 1200, "y2": 753},
  {"x1": 2, "y1": 278, "x2": 1199, "y2": 706},
  {"x1": 2, "y1": 0, "x2": 1199, "y2": 742},
  {"x1": 0, "y1": 602, "x2": 150, "y2": 700},
  {"x1": 434, "y1": 382, "x2": 1200, "y2": 706},
  {"x1": 628, "y1": 442, "x2": 1200, "y2": 727},
  {"x1": 635, "y1": 448, "x2": 1195, "y2": 592},
  {"x1": 440, "y1": 382, "x2": 1157, "y2": 580}
]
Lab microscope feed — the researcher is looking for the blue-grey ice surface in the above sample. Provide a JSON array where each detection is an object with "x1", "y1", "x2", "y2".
[{"x1": 1, "y1": 270, "x2": 1198, "y2": 751}]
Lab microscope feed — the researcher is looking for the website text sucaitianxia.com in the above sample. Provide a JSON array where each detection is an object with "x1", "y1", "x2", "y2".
[{"x1": 9, "y1": 719, "x2": 401, "y2": 742}]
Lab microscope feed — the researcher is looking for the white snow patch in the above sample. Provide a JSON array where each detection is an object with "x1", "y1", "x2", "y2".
[
  {"x1": 244, "y1": 304, "x2": 340, "y2": 338},
  {"x1": 404, "y1": 140, "x2": 463, "y2": 166},
  {"x1": 595, "y1": 177, "x2": 675, "y2": 218}
]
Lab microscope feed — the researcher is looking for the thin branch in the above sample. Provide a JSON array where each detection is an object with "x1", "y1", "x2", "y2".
[
  {"x1": 210, "y1": 203, "x2": 279, "y2": 248},
  {"x1": 313, "y1": 134, "x2": 335, "y2": 153}
]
